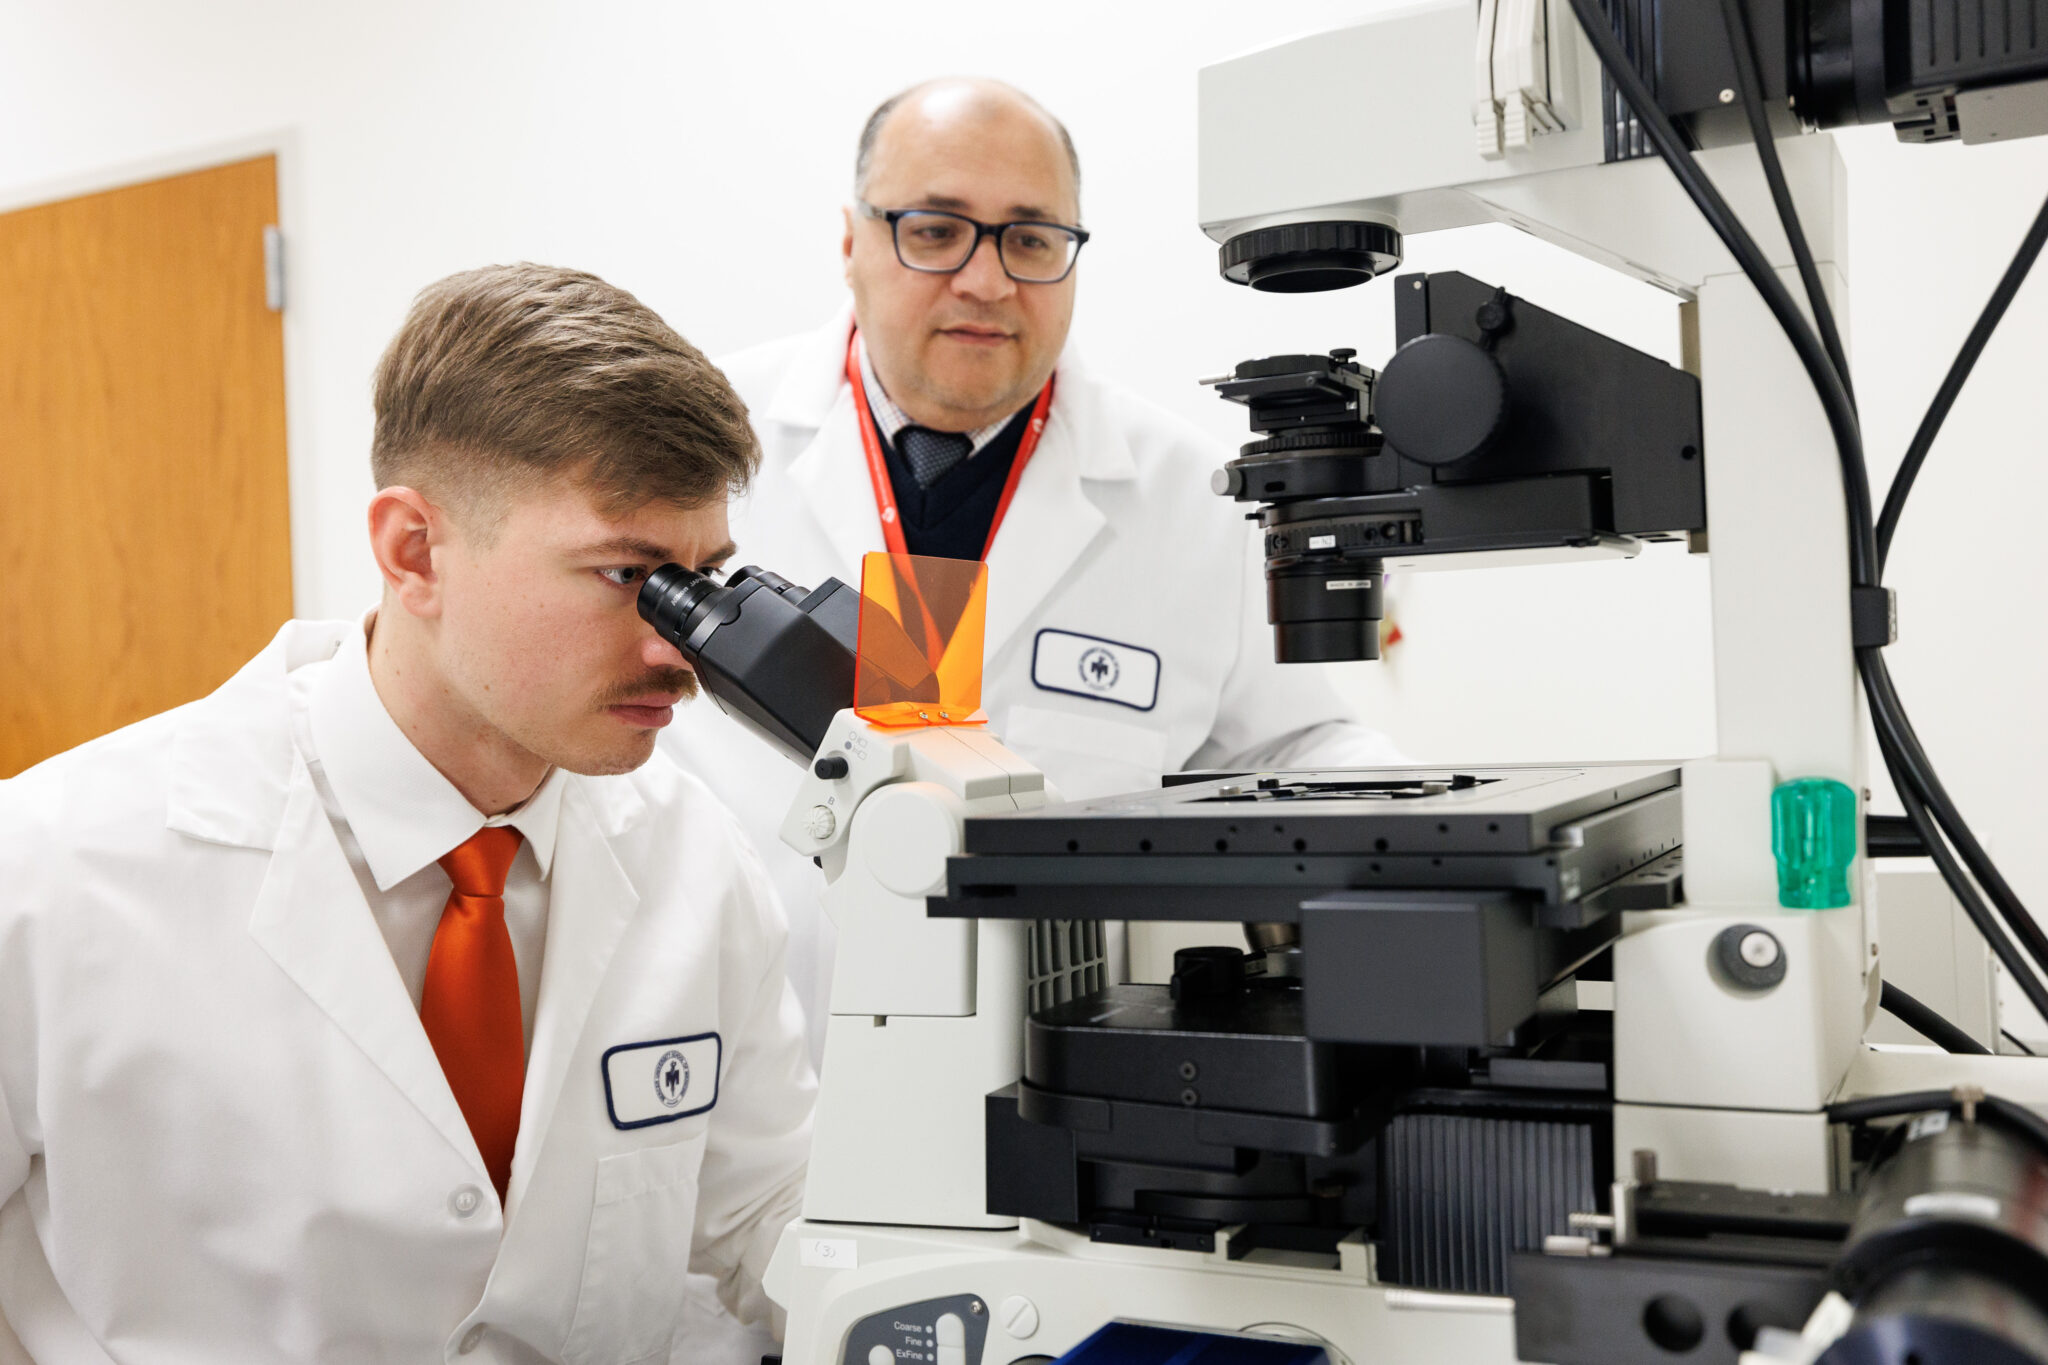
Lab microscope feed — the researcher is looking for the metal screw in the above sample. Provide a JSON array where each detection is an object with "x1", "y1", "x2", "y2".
[
  {"x1": 1719, "y1": 88, "x2": 1736, "y2": 103},
  {"x1": 1178, "y1": 1061, "x2": 1198, "y2": 1081},
  {"x1": 1180, "y1": 1088, "x2": 1199, "y2": 1106},
  {"x1": 970, "y1": 1300, "x2": 985, "y2": 1315}
]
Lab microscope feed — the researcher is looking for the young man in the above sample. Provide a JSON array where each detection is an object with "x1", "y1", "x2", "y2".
[
  {"x1": 0, "y1": 265, "x2": 814, "y2": 1363},
  {"x1": 661, "y1": 78, "x2": 1403, "y2": 1063}
]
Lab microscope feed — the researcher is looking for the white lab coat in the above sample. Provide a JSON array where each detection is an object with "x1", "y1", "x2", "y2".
[
  {"x1": 662, "y1": 305, "x2": 1403, "y2": 1058},
  {"x1": 0, "y1": 621, "x2": 815, "y2": 1364}
]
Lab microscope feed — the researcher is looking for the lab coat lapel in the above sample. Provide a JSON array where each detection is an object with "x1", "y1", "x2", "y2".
[
  {"x1": 784, "y1": 384, "x2": 887, "y2": 577},
  {"x1": 507, "y1": 782, "x2": 641, "y2": 1208},
  {"x1": 247, "y1": 754, "x2": 488, "y2": 1181},
  {"x1": 982, "y1": 383, "x2": 1111, "y2": 661}
]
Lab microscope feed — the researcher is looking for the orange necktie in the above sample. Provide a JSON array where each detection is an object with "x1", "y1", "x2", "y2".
[{"x1": 421, "y1": 825, "x2": 525, "y2": 1201}]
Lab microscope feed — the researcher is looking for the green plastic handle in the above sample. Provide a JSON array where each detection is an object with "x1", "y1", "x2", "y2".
[{"x1": 1771, "y1": 777, "x2": 1858, "y2": 909}]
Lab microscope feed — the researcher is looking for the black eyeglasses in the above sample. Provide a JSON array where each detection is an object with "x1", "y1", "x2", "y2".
[{"x1": 857, "y1": 200, "x2": 1089, "y2": 284}]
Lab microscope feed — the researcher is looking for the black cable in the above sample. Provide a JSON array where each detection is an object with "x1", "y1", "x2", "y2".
[
  {"x1": 1565, "y1": 0, "x2": 1877, "y2": 588},
  {"x1": 1986, "y1": 1095, "x2": 2048, "y2": 1153},
  {"x1": 2004, "y1": 1030, "x2": 2038, "y2": 1057},
  {"x1": 1877, "y1": 190, "x2": 2048, "y2": 571},
  {"x1": 1880, "y1": 980, "x2": 1991, "y2": 1054},
  {"x1": 1716, "y1": 0, "x2": 1855, "y2": 411},
  {"x1": 1861, "y1": 650, "x2": 2048, "y2": 981},
  {"x1": 1826, "y1": 1088, "x2": 1955, "y2": 1124},
  {"x1": 1826, "y1": 1090, "x2": 2048, "y2": 1156},
  {"x1": 1568, "y1": 0, "x2": 2048, "y2": 1020},
  {"x1": 1878, "y1": 731, "x2": 2048, "y2": 1024}
]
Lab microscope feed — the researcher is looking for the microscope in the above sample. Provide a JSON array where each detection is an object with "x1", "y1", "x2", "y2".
[{"x1": 642, "y1": 0, "x2": 2048, "y2": 1359}]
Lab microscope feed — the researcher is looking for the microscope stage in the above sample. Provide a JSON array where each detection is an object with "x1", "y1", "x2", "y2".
[{"x1": 935, "y1": 762, "x2": 1682, "y2": 923}]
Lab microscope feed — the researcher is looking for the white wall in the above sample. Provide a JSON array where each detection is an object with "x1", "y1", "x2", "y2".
[{"x1": 3, "y1": 0, "x2": 2043, "y2": 912}]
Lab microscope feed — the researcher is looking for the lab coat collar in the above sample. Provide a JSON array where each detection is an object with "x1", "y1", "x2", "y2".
[
  {"x1": 980, "y1": 390, "x2": 1111, "y2": 659},
  {"x1": 248, "y1": 751, "x2": 493, "y2": 1184},
  {"x1": 308, "y1": 620, "x2": 565, "y2": 890},
  {"x1": 167, "y1": 619, "x2": 352, "y2": 851}
]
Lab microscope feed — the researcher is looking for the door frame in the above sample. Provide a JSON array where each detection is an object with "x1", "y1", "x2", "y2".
[{"x1": 0, "y1": 131, "x2": 312, "y2": 618}]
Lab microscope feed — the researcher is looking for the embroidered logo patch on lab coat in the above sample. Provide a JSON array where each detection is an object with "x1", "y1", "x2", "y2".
[
  {"x1": 602, "y1": 1033, "x2": 721, "y2": 1129},
  {"x1": 1031, "y1": 629, "x2": 1160, "y2": 711}
]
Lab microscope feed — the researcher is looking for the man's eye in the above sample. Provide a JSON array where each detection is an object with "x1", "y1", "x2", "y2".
[{"x1": 597, "y1": 567, "x2": 645, "y2": 588}]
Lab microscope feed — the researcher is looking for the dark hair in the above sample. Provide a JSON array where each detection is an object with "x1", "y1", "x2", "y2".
[
  {"x1": 855, "y1": 79, "x2": 1081, "y2": 205},
  {"x1": 371, "y1": 263, "x2": 757, "y2": 522}
]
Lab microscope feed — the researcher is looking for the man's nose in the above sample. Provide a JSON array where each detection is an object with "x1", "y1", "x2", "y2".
[
  {"x1": 951, "y1": 235, "x2": 1015, "y2": 302},
  {"x1": 641, "y1": 629, "x2": 689, "y2": 671}
]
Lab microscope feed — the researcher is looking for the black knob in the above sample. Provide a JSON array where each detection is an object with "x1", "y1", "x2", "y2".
[
  {"x1": 1374, "y1": 333, "x2": 1509, "y2": 467},
  {"x1": 1330, "y1": 347, "x2": 1358, "y2": 363},
  {"x1": 813, "y1": 755, "x2": 850, "y2": 780},
  {"x1": 1713, "y1": 924, "x2": 1787, "y2": 991}
]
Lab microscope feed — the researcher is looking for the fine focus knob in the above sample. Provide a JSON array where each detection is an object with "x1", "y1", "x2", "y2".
[
  {"x1": 1374, "y1": 332, "x2": 1509, "y2": 467},
  {"x1": 1713, "y1": 923, "x2": 1788, "y2": 991}
]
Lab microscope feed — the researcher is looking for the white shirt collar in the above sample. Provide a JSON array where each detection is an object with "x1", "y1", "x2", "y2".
[
  {"x1": 307, "y1": 618, "x2": 566, "y2": 892},
  {"x1": 856, "y1": 334, "x2": 1016, "y2": 456}
]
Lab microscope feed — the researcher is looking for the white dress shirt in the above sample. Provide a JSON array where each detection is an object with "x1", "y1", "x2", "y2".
[{"x1": 288, "y1": 617, "x2": 564, "y2": 1051}]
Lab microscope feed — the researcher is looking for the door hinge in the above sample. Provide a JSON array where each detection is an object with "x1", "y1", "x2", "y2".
[{"x1": 263, "y1": 225, "x2": 285, "y2": 312}]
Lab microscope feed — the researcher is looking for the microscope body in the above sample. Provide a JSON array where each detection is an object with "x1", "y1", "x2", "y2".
[{"x1": 643, "y1": 1, "x2": 2048, "y2": 1356}]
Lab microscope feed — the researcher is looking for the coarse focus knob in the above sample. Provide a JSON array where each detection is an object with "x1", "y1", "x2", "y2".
[
  {"x1": 813, "y1": 755, "x2": 849, "y2": 780},
  {"x1": 1374, "y1": 333, "x2": 1509, "y2": 467}
]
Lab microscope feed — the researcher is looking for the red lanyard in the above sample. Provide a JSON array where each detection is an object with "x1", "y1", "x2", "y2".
[{"x1": 845, "y1": 330, "x2": 1055, "y2": 559}]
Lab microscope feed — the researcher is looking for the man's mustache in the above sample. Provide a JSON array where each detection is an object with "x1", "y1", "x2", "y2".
[{"x1": 598, "y1": 669, "x2": 698, "y2": 706}]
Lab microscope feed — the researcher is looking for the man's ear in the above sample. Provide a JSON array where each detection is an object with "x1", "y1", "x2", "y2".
[
  {"x1": 841, "y1": 204, "x2": 856, "y2": 285},
  {"x1": 367, "y1": 486, "x2": 447, "y2": 619}
]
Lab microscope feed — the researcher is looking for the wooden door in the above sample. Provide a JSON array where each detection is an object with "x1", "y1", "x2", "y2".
[{"x1": 0, "y1": 156, "x2": 292, "y2": 777}]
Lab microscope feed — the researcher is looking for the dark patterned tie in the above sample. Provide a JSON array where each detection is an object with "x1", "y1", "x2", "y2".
[{"x1": 899, "y1": 426, "x2": 973, "y2": 488}]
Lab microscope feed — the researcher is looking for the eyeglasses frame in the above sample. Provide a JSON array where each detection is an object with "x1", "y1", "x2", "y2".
[{"x1": 856, "y1": 200, "x2": 1090, "y2": 284}]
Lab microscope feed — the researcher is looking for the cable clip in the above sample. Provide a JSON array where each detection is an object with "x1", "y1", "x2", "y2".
[
  {"x1": 1852, "y1": 586, "x2": 1897, "y2": 648},
  {"x1": 1953, "y1": 1083, "x2": 1986, "y2": 1124}
]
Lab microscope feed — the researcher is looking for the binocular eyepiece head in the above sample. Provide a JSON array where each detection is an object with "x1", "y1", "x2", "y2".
[{"x1": 633, "y1": 562, "x2": 864, "y2": 765}]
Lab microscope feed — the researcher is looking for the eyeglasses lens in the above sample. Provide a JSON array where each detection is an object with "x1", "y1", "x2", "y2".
[
  {"x1": 998, "y1": 224, "x2": 1081, "y2": 283},
  {"x1": 895, "y1": 213, "x2": 976, "y2": 271}
]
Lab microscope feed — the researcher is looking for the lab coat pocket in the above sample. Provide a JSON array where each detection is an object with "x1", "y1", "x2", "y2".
[
  {"x1": 1001, "y1": 703, "x2": 1173, "y2": 801},
  {"x1": 562, "y1": 1134, "x2": 706, "y2": 1365}
]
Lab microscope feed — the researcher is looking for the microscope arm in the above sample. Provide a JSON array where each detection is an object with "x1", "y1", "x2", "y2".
[{"x1": 777, "y1": 708, "x2": 1050, "y2": 1230}]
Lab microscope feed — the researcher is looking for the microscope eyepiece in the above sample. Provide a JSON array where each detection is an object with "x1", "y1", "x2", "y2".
[{"x1": 637, "y1": 563, "x2": 729, "y2": 658}]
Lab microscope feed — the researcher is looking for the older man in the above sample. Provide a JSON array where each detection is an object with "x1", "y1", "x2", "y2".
[{"x1": 662, "y1": 77, "x2": 1402, "y2": 1066}]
